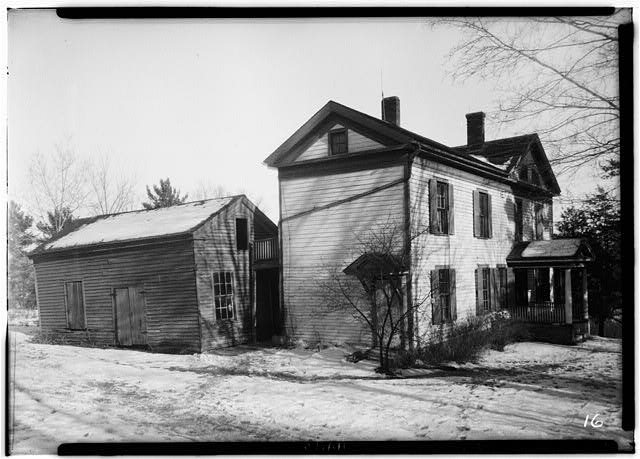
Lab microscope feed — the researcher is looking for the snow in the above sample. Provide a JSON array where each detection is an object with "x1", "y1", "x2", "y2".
[
  {"x1": 469, "y1": 154, "x2": 510, "y2": 171},
  {"x1": 8, "y1": 331, "x2": 632, "y2": 453},
  {"x1": 41, "y1": 197, "x2": 236, "y2": 251}
]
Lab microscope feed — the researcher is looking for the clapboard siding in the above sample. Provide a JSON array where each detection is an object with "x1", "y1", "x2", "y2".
[
  {"x1": 33, "y1": 240, "x2": 201, "y2": 351},
  {"x1": 280, "y1": 163, "x2": 406, "y2": 344},
  {"x1": 193, "y1": 199, "x2": 255, "y2": 351},
  {"x1": 409, "y1": 157, "x2": 553, "y2": 342},
  {"x1": 296, "y1": 124, "x2": 384, "y2": 162}
]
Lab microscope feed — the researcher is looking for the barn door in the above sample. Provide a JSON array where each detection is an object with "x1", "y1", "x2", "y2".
[{"x1": 115, "y1": 286, "x2": 147, "y2": 346}]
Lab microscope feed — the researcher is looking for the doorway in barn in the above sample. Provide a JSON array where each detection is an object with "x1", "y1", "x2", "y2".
[
  {"x1": 114, "y1": 286, "x2": 148, "y2": 346},
  {"x1": 255, "y1": 268, "x2": 280, "y2": 342}
]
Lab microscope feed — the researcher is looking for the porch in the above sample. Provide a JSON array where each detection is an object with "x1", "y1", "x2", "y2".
[{"x1": 507, "y1": 239, "x2": 594, "y2": 344}]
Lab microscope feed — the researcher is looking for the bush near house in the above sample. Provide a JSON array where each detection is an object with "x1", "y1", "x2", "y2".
[{"x1": 396, "y1": 311, "x2": 530, "y2": 368}]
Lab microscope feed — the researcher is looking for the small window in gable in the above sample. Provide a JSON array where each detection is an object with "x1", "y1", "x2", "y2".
[
  {"x1": 236, "y1": 218, "x2": 248, "y2": 251},
  {"x1": 518, "y1": 167, "x2": 528, "y2": 181},
  {"x1": 329, "y1": 129, "x2": 348, "y2": 155},
  {"x1": 531, "y1": 168, "x2": 541, "y2": 187}
]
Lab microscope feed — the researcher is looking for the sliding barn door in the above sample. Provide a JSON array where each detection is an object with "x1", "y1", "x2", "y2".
[{"x1": 115, "y1": 286, "x2": 147, "y2": 346}]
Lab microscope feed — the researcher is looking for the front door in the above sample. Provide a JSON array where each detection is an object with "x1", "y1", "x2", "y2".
[{"x1": 115, "y1": 286, "x2": 147, "y2": 346}]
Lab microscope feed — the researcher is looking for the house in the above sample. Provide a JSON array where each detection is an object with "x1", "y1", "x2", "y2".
[
  {"x1": 28, "y1": 195, "x2": 280, "y2": 352},
  {"x1": 264, "y1": 97, "x2": 593, "y2": 346}
]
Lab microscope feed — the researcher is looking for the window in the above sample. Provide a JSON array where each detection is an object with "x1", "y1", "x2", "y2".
[
  {"x1": 534, "y1": 202, "x2": 544, "y2": 240},
  {"x1": 474, "y1": 190, "x2": 491, "y2": 238},
  {"x1": 236, "y1": 218, "x2": 248, "y2": 250},
  {"x1": 436, "y1": 182, "x2": 449, "y2": 234},
  {"x1": 518, "y1": 167, "x2": 528, "y2": 181},
  {"x1": 329, "y1": 129, "x2": 348, "y2": 155},
  {"x1": 531, "y1": 169, "x2": 541, "y2": 187},
  {"x1": 432, "y1": 268, "x2": 456, "y2": 325},
  {"x1": 515, "y1": 198, "x2": 524, "y2": 241},
  {"x1": 498, "y1": 267, "x2": 507, "y2": 309},
  {"x1": 64, "y1": 281, "x2": 85, "y2": 329},
  {"x1": 481, "y1": 268, "x2": 491, "y2": 312},
  {"x1": 212, "y1": 272, "x2": 235, "y2": 320},
  {"x1": 430, "y1": 179, "x2": 454, "y2": 235}
]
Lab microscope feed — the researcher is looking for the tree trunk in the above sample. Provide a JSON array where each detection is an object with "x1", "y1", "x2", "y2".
[{"x1": 378, "y1": 336, "x2": 385, "y2": 372}]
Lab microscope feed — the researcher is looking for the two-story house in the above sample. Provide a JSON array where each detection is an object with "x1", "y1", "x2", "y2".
[{"x1": 264, "y1": 97, "x2": 593, "y2": 346}]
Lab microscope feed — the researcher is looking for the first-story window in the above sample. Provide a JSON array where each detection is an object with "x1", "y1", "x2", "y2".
[
  {"x1": 432, "y1": 268, "x2": 456, "y2": 325},
  {"x1": 212, "y1": 272, "x2": 235, "y2": 320},
  {"x1": 475, "y1": 267, "x2": 491, "y2": 313},
  {"x1": 64, "y1": 281, "x2": 85, "y2": 329},
  {"x1": 498, "y1": 267, "x2": 507, "y2": 309}
]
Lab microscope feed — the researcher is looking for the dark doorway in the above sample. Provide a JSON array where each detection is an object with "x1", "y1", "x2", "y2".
[
  {"x1": 256, "y1": 268, "x2": 280, "y2": 342},
  {"x1": 114, "y1": 286, "x2": 148, "y2": 346}
]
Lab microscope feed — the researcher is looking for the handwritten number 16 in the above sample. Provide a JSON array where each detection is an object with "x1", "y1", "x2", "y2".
[{"x1": 584, "y1": 414, "x2": 603, "y2": 428}]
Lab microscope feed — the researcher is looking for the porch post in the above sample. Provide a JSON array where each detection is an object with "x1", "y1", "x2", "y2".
[
  {"x1": 564, "y1": 269, "x2": 573, "y2": 325},
  {"x1": 549, "y1": 267, "x2": 555, "y2": 303},
  {"x1": 582, "y1": 267, "x2": 590, "y2": 335}
]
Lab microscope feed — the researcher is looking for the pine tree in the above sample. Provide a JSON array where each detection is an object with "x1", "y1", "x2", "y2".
[
  {"x1": 36, "y1": 207, "x2": 75, "y2": 241},
  {"x1": 142, "y1": 178, "x2": 188, "y2": 210},
  {"x1": 8, "y1": 201, "x2": 37, "y2": 310}
]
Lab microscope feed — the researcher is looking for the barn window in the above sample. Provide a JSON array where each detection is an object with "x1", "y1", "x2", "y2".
[
  {"x1": 329, "y1": 129, "x2": 348, "y2": 155},
  {"x1": 64, "y1": 281, "x2": 85, "y2": 329},
  {"x1": 212, "y1": 272, "x2": 236, "y2": 320},
  {"x1": 236, "y1": 218, "x2": 248, "y2": 250}
]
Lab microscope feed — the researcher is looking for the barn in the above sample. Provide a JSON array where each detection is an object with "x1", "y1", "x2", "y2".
[{"x1": 28, "y1": 195, "x2": 280, "y2": 352}]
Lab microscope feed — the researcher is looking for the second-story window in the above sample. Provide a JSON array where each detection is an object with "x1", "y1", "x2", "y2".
[
  {"x1": 329, "y1": 129, "x2": 348, "y2": 155},
  {"x1": 515, "y1": 198, "x2": 523, "y2": 241},
  {"x1": 436, "y1": 181, "x2": 449, "y2": 234},
  {"x1": 474, "y1": 190, "x2": 492, "y2": 239},
  {"x1": 535, "y1": 202, "x2": 544, "y2": 240},
  {"x1": 429, "y1": 179, "x2": 454, "y2": 235}
]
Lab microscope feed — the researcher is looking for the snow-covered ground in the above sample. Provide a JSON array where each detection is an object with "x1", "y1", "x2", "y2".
[{"x1": 8, "y1": 329, "x2": 632, "y2": 453}]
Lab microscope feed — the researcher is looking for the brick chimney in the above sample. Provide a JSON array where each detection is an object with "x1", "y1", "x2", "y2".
[
  {"x1": 465, "y1": 111, "x2": 485, "y2": 146},
  {"x1": 382, "y1": 96, "x2": 400, "y2": 126}
]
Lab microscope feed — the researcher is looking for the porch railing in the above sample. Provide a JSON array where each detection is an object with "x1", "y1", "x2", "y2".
[
  {"x1": 254, "y1": 237, "x2": 278, "y2": 262},
  {"x1": 510, "y1": 302, "x2": 566, "y2": 324}
]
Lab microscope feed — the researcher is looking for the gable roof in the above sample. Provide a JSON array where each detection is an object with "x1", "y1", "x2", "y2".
[
  {"x1": 265, "y1": 100, "x2": 560, "y2": 196},
  {"x1": 30, "y1": 196, "x2": 242, "y2": 256},
  {"x1": 453, "y1": 134, "x2": 561, "y2": 195}
]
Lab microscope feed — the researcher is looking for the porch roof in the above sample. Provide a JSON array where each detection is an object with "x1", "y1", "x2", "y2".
[
  {"x1": 343, "y1": 252, "x2": 407, "y2": 278},
  {"x1": 507, "y1": 239, "x2": 594, "y2": 268}
]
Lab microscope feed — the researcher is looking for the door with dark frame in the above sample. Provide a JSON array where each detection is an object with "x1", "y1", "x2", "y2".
[{"x1": 114, "y1": 286, "x2": 148, "y2": 346}]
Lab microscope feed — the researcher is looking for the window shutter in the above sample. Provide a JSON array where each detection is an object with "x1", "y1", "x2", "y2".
[
  {"x1": 487, "y1": 193, "x2": 493, "y2": 238},
  {"x1": 431, "y1": 270, "x2": 441, "y2": 325},
  {"x1": 490, "y1": 268, "x2": 498, "y2": 311},
  {"x1": 473, "y1": 190, "x2": 480, "y2": 237},
  {"x1": 449, "y1": 269, "x2": 457, "y2": 321},
  {"x1": 429, "y1": 179, "x2": 438, "y2": 234},
  {"x1": 507, "y1": 268, "x2": 516, "y2": 308},
  {"x1": 475, "y1": 268, "x2": 482, "y2": 315},
  {"x1": 448, "y1": 183, "x2": 455, "y2": 235}
]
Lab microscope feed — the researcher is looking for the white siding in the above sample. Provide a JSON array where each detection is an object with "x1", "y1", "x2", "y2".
[
  {"x1": 280, "y1": 164, "x2": 406, "y2": 344},
  {"x1": 296, "y1": 124, "x2": 384, "y2": 162},
  {"x1": 409, "y1": 158, "x2": 549, "y2": 342}
]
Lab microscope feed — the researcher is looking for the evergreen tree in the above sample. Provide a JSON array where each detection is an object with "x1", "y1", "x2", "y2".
[
  {"x1": 556, "y1": 188, "x2": 621, "y2": 336},
  {"x1": 36, "y1": 207, "x2": 75, "y2": 241},
  {"x1": 8, "y1": 201, "x2": 37, "y2": 310},
  {"x1": 142, "y1": 178, "x2": 188, "y2": 210}
]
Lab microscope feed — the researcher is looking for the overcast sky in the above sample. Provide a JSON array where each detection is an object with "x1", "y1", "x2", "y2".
[{"x1": 8, "y1": 10, "x2": 610, "y2": 223}]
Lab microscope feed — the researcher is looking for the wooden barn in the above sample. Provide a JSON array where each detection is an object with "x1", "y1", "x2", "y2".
[{"x1": 28, "y1": 195, "x2": 280, "y2": 352}]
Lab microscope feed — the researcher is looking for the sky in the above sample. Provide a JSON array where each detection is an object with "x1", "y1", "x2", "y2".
[{"x1": 8, "y1": 10, "x2": 614, "y2": 224}]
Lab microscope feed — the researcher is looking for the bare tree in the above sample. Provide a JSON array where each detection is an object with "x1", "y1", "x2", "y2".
[
  {"x1": 28, "y1": 137, "x2": 89, "y2": 235},
  {"x1": 88, "y1": 152, "x2": 137, "y2": 215},
  {"x1": 320, "y1": 219, "x2": 432, "y2": 374},
  {"x1": 434, "y1": 12, "x2": 629, "y2": 177},
  {"x1": 191, "y1": 180, "x2": 230, "y2": 201}
]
